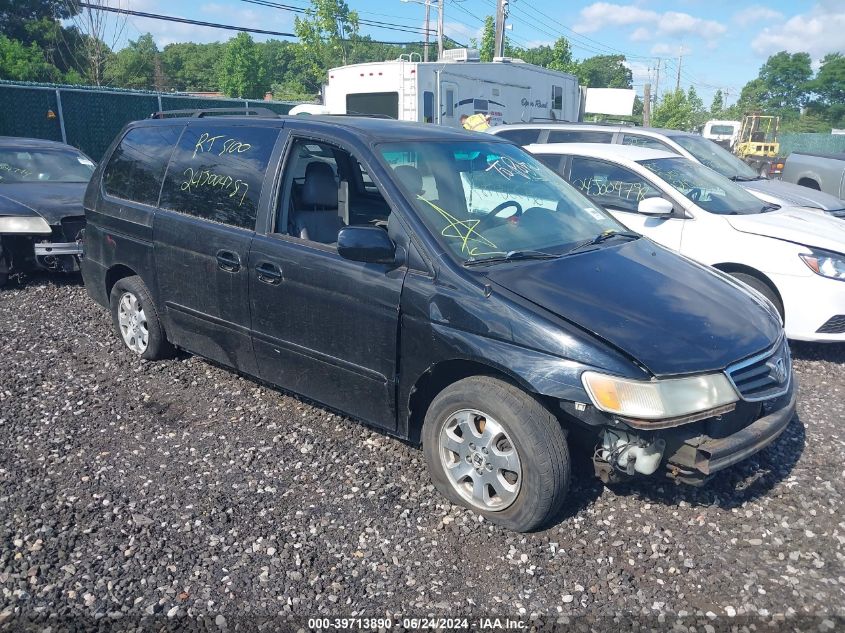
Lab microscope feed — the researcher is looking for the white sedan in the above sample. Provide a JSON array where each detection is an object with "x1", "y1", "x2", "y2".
[{"x1": 526, "y1": 143, "x2": 845, "y2": 342}]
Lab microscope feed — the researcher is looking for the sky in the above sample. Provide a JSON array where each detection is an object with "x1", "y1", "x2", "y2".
[{"x1": 102, "y1": 0, "x2": 845, "y2": 105}]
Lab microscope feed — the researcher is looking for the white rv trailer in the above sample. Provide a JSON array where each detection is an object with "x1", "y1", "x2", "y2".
[{"x1": 323, "y1": 50, "x2": 582, "y2": 128}]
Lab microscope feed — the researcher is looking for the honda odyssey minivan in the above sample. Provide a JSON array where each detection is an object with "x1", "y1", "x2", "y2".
[{"x1": 81, "y1": 111, "x2": 795, "y2": 531}]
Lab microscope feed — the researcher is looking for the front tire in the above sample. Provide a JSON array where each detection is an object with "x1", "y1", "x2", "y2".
[
  {"x1": 730, "y1": 272, "x2": 784, "y2": 322},
  {"x1": 422, "y1": 376, "x2": 570, "y2": 532},
  {"x1": 109, "y1": 275, "x2": 172, "y2": 360}
]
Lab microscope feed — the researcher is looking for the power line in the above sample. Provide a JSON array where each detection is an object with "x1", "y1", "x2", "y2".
[{"x1": 74, "y1": 3, "x2": 435, "y2": 45}]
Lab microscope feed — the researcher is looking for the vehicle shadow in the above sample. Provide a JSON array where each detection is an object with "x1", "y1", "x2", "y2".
[
  {"x1": 789, "y1": 340, "x2": 845, "y2": 364},
  {"x1": 596, "y1": 413, "x2": 806, "y2": 512}
]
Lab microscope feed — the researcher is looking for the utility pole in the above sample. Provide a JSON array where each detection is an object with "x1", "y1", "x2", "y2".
[
  {"x1": 494, "y1": 0, "x2": 508, "y2": 58},
  {"x1": 423, "y1": 0, "x2": 430, "y2": 62},
  {"x1": 653, "y1": 58, "x2": 660, "y2": 102},
  {"x1": 643, "y1": 83, "x2": 651, "y2": 126},
  {"x1": 675, "y1": 47, "x2": 683, "y2": 91},
  {"x1": 437, "y1": 0, "x2": 444, "y2": 59}
]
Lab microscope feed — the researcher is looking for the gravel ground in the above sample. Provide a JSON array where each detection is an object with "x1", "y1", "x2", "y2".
[{"x1": 1, "y1": 274, "x2": 844, "y2": 632}]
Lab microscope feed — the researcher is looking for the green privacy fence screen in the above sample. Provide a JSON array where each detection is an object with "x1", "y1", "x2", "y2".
[
  {"x1": 779, "y1": 133, "x2": 845, "y2": 157},
  {"x1": 0, "y1": 81, "x2": 298, "y2": 161}
]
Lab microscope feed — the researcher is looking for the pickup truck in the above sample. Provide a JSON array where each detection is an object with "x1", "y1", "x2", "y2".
[{"x1": 782, "y1": 152, "x2": 845, "y2": 200}]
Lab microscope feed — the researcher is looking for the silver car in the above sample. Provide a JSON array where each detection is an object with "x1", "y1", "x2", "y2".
[{"x1": 489, "y1": 123, "x2": 845, "y2": 218}]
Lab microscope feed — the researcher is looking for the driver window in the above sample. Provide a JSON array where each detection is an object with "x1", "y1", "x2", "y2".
[
  {"x1": 568, "y1": 157, "x2": 661, "y2": 212},
  {"x1": 278, "y1": 138, "x2": 391, "y2": 244}
]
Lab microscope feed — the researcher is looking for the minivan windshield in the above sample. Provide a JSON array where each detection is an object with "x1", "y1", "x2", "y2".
[
  {"x1": 670, "y1": 134, "x2": 758, "y2": 181},
  {"x1": 0, "y1": 148, "x2": 95, "y2": 183},
  {"x1": 379, "y1": 141, "x2": 625, "y2": 263},
  {"x1": 640, "y1": 157, "x2": 773, "y2": 215}
]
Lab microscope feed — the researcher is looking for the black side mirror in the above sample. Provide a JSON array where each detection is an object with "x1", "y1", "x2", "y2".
[{"x1": 337, "y1": 226, "x2": 396, "y2": 264}]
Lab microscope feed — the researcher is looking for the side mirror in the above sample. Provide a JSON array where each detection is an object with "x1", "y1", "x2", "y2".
[
  {"x1": 337, "y1": 226, "x2": 396, "y2": 264},
  {"x1": 637, "y1": 197, "x2": 674, "y2": 216}
]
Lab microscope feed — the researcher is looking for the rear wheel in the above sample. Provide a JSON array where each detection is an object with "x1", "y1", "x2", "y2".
[
  {"x1": 422, "y1": 376, "x2": 570, "y2": 532},
  {"x1": 730, "y1": 272, "x2": 784, "y2": 322},
  {"x1": 109, "y1": 275, "x2": 172, "y2": 360}
]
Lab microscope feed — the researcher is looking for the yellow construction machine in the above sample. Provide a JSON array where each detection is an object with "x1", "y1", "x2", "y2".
[{"x1": 734, "y1": 114, "x2": 785, "y2": 177}]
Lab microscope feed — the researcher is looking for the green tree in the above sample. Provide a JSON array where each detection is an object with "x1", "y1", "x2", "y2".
[
  {"x1": 652, "y1": 89, "x2": 695, "y2": 130},
  {"x1": 103, "y1": 33, "x2": 159, "y2": 90},
  {"x1": 0, "y1": 34, "x2": 60, "y2": 81},
  {"x1": 813, "y1": 53, "x2": 845, "y2": 107},
  {"x1": 0, "y1": 0, "x2": 75, "y2": 44},
  {"x1": 161, "y1": 42, "x2": 224, "y2": 91},
  {"x1": 479, "y1": 15, "x2": 495, "y2": 62},
  {"x1": 734, "y1": 77, "x2": 767, "y2": 114},
  {"x1": 575, "y1": 54, "x2": 632, "y2": 88},
  {"x1": 218, "y1": 32, "x2": 264, "y2": 98},
  {"x1": 518, "y1": 37, "x2": 575, "y2": 73},
  {"x1": 710, "y1": 89, "x2": 724, "y2": 115},
  {"x1": 757, "y1": 51, "x2": 812, "y2": 115},
  {"x1": 294, "y1": 0, "x2": 359, "y2": 91}
]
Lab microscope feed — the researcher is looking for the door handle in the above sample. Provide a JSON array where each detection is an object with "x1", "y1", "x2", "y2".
[
  {"x1": 256, "y1": 262, "x2": 282, "y2": 285},
  {"x1": 216, "y1": 250, "x2": 241, "y2": 273}
]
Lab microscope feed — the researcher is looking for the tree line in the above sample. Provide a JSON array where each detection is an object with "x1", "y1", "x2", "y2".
[{"x1": 1, "y1": 0, "x2": 842, "y2": 131}]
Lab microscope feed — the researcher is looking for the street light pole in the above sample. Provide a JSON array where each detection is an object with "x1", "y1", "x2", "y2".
[
  {"x1": 423, "y1": 0, "x2": 430, "y2": 62},
  {"x1": 437, "y1": 0, "x2": 444, "y2": 59}
]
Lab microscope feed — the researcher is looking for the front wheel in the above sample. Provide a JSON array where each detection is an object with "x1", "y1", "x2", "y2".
[{"x1": 422, "y1": 376, "x2": 570, "y2": 532}]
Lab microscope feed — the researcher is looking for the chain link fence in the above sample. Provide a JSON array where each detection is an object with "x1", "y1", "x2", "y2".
[
  {"x1": 780, "y1": 133, "x2": 845, "y2": 157},
  {"x1": 0, "y1": 81, "x2": 298, "y2": 161}
]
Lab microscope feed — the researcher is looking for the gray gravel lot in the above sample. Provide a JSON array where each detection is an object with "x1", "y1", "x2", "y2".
[{"x1": 1, "y1": 274, "x2": 844, "y2": 631}]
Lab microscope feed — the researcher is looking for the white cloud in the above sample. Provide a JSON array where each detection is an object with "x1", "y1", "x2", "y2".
[
  {"x1": 573, "y1": 2, "x2": 726, "y2": 44},
  {"x1": 623, "y1": 60, "x2": 651, "y2": 83},
  {"x1": 751, "y1": 3, "x2": 845, "y2": 60},
  {"x1": 733, "y1": 6, "x2": 784, "y2": 27},
  {"x1": 650, "y1": 43, "x2": 692, "y2": 56}
]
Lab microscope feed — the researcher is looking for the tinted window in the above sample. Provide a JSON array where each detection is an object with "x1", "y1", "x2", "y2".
[
  {"x1": 103, "y1": 126, "x2": 181, "y2": 205},
  {"x1": 423, "y1": 91, "x2": 434, "y2": 123},
  {"x1": 495, "y1": 129, "x2": 541, "y2": 145},
  {"x1": 552, "y1": 85, "x2": 563, "y2": 110},
  {"x1": 547, "y1": 130, "x2": 613, "y2": 143},
  {"x1": 160, "y1": 125, "x2": 279, "y2": 230},
  {"x1": 621, "y1": 134, "x2": 672, "y2": 151},
  {"x1": 0, "y1": 148, "x2": 94, "y2": 183},
  {"x1": 535, "y1": 154, "x2": 563, "y2": 172},
  {"x1": 346, "y1": 92, "x2": 398, "y2": 119},
  {"x1": 445, "y1": 89, "x2": 455, "y2": 117},
  {"x1": 568, "y1": 157, "x2": 661, "y2": 212}
]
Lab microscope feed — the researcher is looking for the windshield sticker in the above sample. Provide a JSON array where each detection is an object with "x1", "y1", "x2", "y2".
[
  {"x1": 573, "y1": 177, "x2": 650, "y2": 202},
  {"x1": 484, "y1": 156, "x2": 543, "y2": 181},
  {"x1": 77, "y1": 157, "x2": 95, "y2": 167},
  {"x1": 0, "y1": 163, "x2": 33, "y2": 178},
  {"x1": 584, "y1": 207, "x2": 606, "y2": 221},
  {"x1": 417, "y1": 197, "x2": 502, "y2": 258}
]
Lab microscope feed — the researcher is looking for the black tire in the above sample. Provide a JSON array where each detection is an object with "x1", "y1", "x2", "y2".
[
  {"x1": 109, "y1": 275, "x2": 172, "y2": 360},
  {"x1": 730, "y1": 272, "x2": 784, "y2": 322},
  {"x1": 422, "y1": 376, "x2": 570, "y2": 532}
]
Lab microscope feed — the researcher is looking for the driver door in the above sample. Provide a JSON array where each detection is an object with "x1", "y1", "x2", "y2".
[{"x1": 565, "y1": 156, "x2": 685, "y2": 251}]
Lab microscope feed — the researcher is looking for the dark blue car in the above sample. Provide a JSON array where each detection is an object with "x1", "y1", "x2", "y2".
[
  {"x1": 80, "y1": 112, "x2": 795, "y2": 531},
  {"x1": 0, "y1": 137, "x2": 95, "y2": 286}
]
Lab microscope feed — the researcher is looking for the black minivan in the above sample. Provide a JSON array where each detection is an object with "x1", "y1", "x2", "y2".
[{"x1": 81, "y1": 111, "x2": 796, "y2": 531}]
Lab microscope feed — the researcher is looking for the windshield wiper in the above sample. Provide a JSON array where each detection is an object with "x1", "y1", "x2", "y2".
[
  {"x1": 561, "y1": 230, "x2": 640, "y2": 256},
  {"x1": 463, "y1": 250, "x2": 560, "y2": 267},
  {"x1": 730, "y1": 175, "x2": 763, "y2": 182},
  {"x1": 759, "y1": 203, "x2": 780, "y2": 213}
]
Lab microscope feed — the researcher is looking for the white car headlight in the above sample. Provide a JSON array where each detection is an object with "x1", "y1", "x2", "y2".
[
  {"x1": 799, "y1": 248, "x2": 845, "y2": 281},
  {"x1": 581, "y1": 371, "x2": 738, "y2": 421},
  {"x1": 0, "y1": 216, "x2": 52, "y2": 234}
]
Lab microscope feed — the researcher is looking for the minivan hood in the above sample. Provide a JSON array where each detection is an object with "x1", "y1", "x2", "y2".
[
  {"x1": 725, "y1": 207, "x2": 845, "y2": 253},
  {"x1": 483, "y1": 239, "x2": 780, "y2": 377},
  {"x1": 0, "y1": 182, "x2": 87, "y2": 225},
  {"x1": 741, "y1": 178, "x2": 845, "y2": 212}
]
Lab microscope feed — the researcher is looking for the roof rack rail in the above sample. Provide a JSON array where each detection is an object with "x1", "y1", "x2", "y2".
[{"x1": 149, "y1": 107, "x2": 280, "y2": 119}]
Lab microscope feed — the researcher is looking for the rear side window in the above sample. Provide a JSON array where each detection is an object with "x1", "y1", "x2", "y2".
[
  {"x1": 547, "y1": 130, "x2": 614, "y2": 144},
  {"x1": 494, "y1": 129, "x2": 540, "y2": 145},
  {"x1": 159, "y1": 125, "x2": 280, "y2": 230},
  {"x1": 103, "y1": 125, "x2": 182, "y2": 206},
  {"x1": 621, "y1": 134, "x2": 671, "y2": 151}
]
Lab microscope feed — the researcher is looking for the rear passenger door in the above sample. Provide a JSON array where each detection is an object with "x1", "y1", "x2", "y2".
[
  {"x1": 154, "y1": 122, "x2": 282, "y2": 374},
  {"x1": 546, "y1": 129, "x2": 615, "y2": 144},
  {"x1": 248, "y1": 134, "x2": 405, "y2": 431}
]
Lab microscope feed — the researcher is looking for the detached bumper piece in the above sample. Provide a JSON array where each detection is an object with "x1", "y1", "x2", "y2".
[
  {"x1": 663, "y1": 383, "x2": 796, "y2": 485},
  {"x1": 34, "y1": 241, "x2": 83, "y2": 257}
]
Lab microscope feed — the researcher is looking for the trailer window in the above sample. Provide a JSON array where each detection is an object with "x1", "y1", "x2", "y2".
[
  {"x1": 552, "y1": 85, "x2": 563, "y2": 111},
  {"x1": 445, "y1": 89, "x2": 455, "y2": 117},
  {"x1": 346, "y1": 92, "x2": 398, "y2": 119},
  {"x1": 423, "y1": 91, "x2": 434, "y2": 123},
  {"x1": 474, "y1": 99, "x2": 488, "y2": 112}
]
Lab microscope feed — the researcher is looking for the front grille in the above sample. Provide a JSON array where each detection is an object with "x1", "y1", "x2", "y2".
[
  {"x1": 60, "y1": 216, "x2": 86, "y2": 242},
  {"x1": 726, "y1": 338, "x2": 791, "y2": 402},
  {"x1": 817, "y1": 315, "x2": 845, "y2": 334}
]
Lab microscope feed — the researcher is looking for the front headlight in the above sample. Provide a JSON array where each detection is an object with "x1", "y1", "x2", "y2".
[
  {"x1": 0, "y1": 216, "x2": 52, "y2": 234},
  {"x1": 581, "y1": 371, "x2": 738, "y2": 421},
  {"x1": 799, "y1": 248, "x2": 845, "y2": 281}
]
